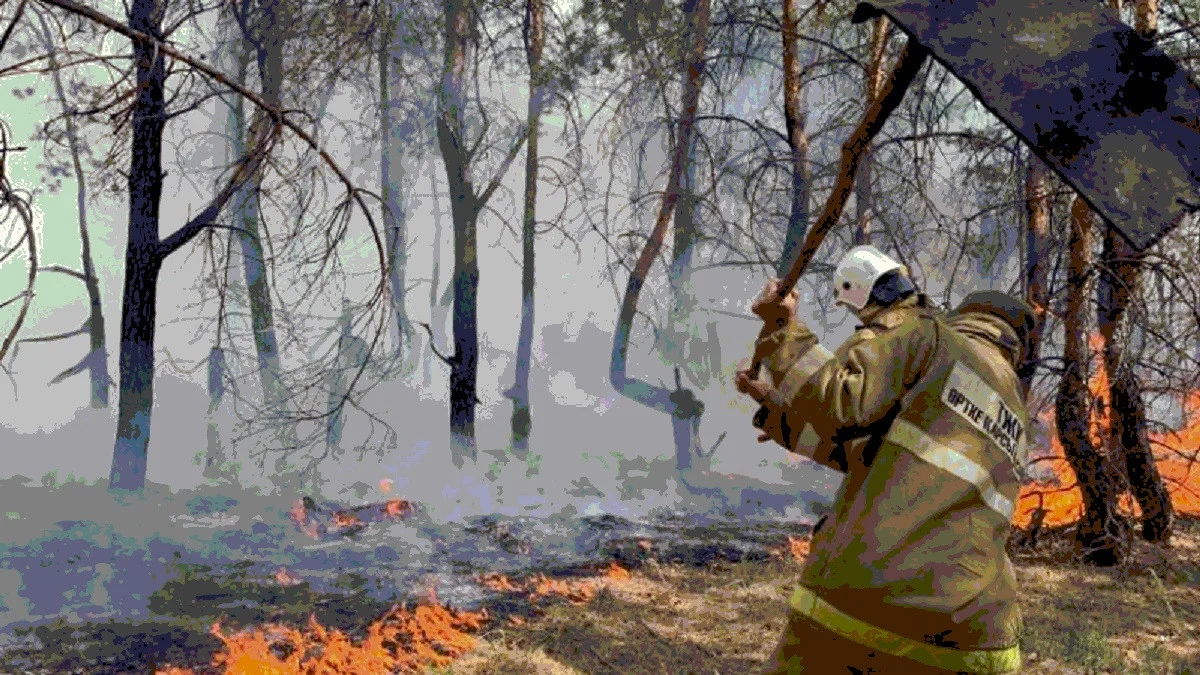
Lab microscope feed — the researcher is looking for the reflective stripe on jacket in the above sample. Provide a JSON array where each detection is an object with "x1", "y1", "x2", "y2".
[{"x1": 757, "y1": 294, "x2": 1028, "y2": 668}]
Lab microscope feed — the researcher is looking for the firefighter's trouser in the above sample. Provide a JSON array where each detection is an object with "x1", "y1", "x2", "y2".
[{"x1": 762, "y1": 586, "x2": 1022, "y2": 674}]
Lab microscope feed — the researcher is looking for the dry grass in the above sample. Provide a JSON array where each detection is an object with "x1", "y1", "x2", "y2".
[{"x1": 449, "y1": 519, "x2": 1200, "y2": 675}]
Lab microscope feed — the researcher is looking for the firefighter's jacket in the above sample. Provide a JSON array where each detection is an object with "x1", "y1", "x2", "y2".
[{"x1": 757, "y1": 294, "x2": 1028, "y2": 674}]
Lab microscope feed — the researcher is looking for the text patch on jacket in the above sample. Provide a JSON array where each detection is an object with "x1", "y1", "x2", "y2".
[{"x1": 941, "y1": 361, "x2": 1025, "y2": 465}]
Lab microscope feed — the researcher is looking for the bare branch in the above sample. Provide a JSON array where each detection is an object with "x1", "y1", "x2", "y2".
[
  {"x1": 0, "y1": 127, "x2": 37, "y2": 363},
  {"x1": 0, "y1": 0, "x2": 28, "y2": 57},
  {"x1": 37, "y1": 0, "x2": 387, "y2": 285},
  {"x1": 38, "y1": 264, "x2": 87, "y2": 282},
  {"x1": 16, "y1": 323, "x2": 88, "y2": 346},
  {"x1": 477, "y1": 126, "x2": 531, "y2": 208},
  {"x1": 413, "y1": 321, "x2": 453, "y2": 366}
]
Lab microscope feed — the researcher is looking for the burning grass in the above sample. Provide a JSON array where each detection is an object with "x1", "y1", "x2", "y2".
[
  {"x1": 1014, "y1": 334, "x2": 1200, "y2": 531},
  {"x1": 141, "y1": 564, "x2": 634, "y2": 674},
  {"x1": 153, "y1": 596, "x2": 487, "y2": 675},
  {"x1": 5, "y1": 516, "x2": 1198, "y2": 674},
  {"x1": 451, "y1": 520, "x2": 1200, "y2": 675},
  {"x1": 476, "y1": 562, "x2": 633, "y2": 607}
]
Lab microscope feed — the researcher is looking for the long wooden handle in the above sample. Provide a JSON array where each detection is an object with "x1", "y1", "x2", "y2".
[{"x1": 749, "y1": 39, "x2": 930, "y2": 373}]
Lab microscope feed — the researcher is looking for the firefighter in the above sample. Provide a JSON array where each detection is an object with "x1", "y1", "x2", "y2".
[{"x1": 736, "y1": 245, "x2": 1033, "y2": 674}]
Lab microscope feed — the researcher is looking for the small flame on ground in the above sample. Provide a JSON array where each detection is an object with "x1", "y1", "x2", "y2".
[
  {"x1": 529, "y1": 574, "x2": 595, "y2": 604},
  {"x1": 380, "y1": 478, "x2": 393, "y2": 494},
  {"x1": 157, "y1": 599, "x2": 487, "y2": 674},
  {"x1": 385, "y1": 498, "x2": 413, "y2": 517},
  {"x1": 274, "y1": 568, "x2": 302, "y2": 587},
  {"x1": 476, "y1": 563, "x2": 631, "y2": 606},
  {"x1": 332, "y1": 511, "x2": 362, "y2": 528},
  {"x1": 288, "y1": 500, "x2": 321, "y2": 540},
  {"x1": 604, "y1": 561, "x2": 631, "y2": 580},
  {"x1": 788, "y1": 535, "x2": 810, "y2": 561}
]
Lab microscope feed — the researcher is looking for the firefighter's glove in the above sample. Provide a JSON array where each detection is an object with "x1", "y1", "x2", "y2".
[
  {"x1": 736, "y1": 370, "x2": 792, "y2": 447},
  {"x1": 751, "y1": 278, "x2": 800, "y2": 333}
]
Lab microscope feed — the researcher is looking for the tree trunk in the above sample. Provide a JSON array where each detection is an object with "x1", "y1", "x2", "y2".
[
  {"x1": 506, "y1": 0, "x2": 544, "y2": 460},
  {"x1": 1090, "y1": 0, "x2": 1174, "y2": 546},
  {"x1": 779, "y1": 0, "x2": 810, "y2": 275},
  {"x1": 437, "y1": 0, "x2": 480, "y2": 466},
  {"x1": 435, "y1": 0, "x2": 528, "y2": 465},
  {"x1": 327, "y1": 300, "x2": 369, "y2": 450},
  {"x1": 380, "y1": 0, "x2": 412, "y2": 364},
  {"x1": 203, "y1": 346, "x2": 237, "y2": 483},
  {"x1": 1057, "y1": 196, "x2": 1126, "y2": 565},
  {"x1": 667, "y1": 140, "x2": 704, "y2": 471},
  {"x1": 425, "y1": 155, "x2": 448, "y2": 389},
  {"x1": 853, "y1": 16, "x2": 890, "y2": 245},
  {"x1": 1098, "y1": 227, "x2": 1174, "y2": 543},
  {"x1": 1021, "y1": 154, "x2": 1051, "y2": 394},
  {"x1": 235, "y1": 0, "x2": 286, "y2": 419},
  {"x1": 610, "y1": 0, "x2": 711, "y2": 472},
  {"x1": 109, "y1": 0, "x2": 167, "y2": 492},
  {"x1": 36, "y1": 11, "x2": 109, "y2": 408}
]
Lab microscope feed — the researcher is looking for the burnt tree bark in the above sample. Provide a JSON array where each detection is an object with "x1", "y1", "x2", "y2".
[
  {"x1": 1056, "y1": 196, "x2": 1126, "y2": 565},
  {"x1": 1093, "y1": 0, "x2": 1174, "y2": 546}
]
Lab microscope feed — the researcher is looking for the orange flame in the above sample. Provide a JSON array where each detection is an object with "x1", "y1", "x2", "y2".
[
  {"x1": 788, "y1": 535, "x2": 810, "y2": 561},
  {"x1": 477, "y1": 572, "x2": 522, "y2": 593},
  {"x1": 385, "y1": 499, "x2": 413, "y2": 518},
  {"x1": 158, "y1": 599, "x2": 488, "y2": 674},
  {"x1": 289, "y1": 500, "x2": 322, "y2": 540},
  {"x1": 380, "y1": 478, "x2": 394, "y2": 494},
  {"x1": 529, "y1": 574, "x2": 595, "y2": 604},
  {"x1": 476, "y1": 565, "x2": 627, "y2": 605},
  {"x1": 332, "y1": 511, "x2": 362, "y2": 528},
  {"x1": 1013, "y1": 333, "x2": 1200, "y2": 529},
  {"x1": 604, "y1": 562, "x2": 631, "y2": 581},
  {"x1": 274, "y1": 568, "x2": 302, "y2": 587}
]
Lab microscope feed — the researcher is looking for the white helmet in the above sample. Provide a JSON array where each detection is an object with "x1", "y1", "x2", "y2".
[{"x1": 833, "y1": 245, "x2": 904, "y2": 311}]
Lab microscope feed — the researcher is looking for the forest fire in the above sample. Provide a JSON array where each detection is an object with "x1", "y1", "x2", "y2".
[
  {"x1": 768, "y1": 535, "x2": 810, "y2": 562},
  {"x1": 474, "y1": 562, "x2": 631, "y2": 610},
  {"x1": 287, "y1": 495, "x2": 415, "y2": 540},
  {"x1": 273, "y1": 567, "x2": 303, "y2": 587},
  {"x1": 157, "y1": 594, "x2": 488, "y2": 675},
  {"x1": 1013, "y1": 335, "x2": 1200, "y2": 529}
]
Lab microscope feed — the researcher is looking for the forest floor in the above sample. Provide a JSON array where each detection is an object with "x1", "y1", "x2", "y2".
[
  {"x1": 1, "y1": 517, "x2": 1197, "y2": 674},
  {"x1": 447, "y1": 517, "x2": 1200, "y2": 675}
]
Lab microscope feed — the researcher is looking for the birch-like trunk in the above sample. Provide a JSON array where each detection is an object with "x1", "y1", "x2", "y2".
[
  {"x1": 505, "y1": 0, "x2": 545, "y2": 460},
  {"x1": 380, "y1": 0, "x2": 412, "y2": 365}
]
